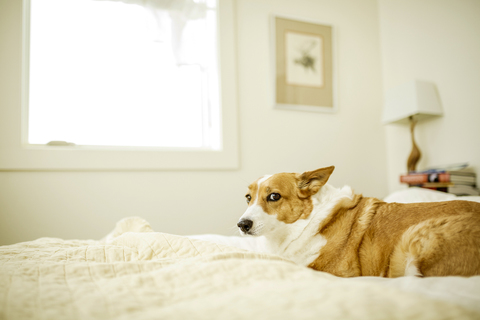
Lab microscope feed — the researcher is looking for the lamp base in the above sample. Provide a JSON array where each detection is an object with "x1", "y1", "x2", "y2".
[{"x1": 407, "y1": 116, "x2": 421, "y2": 172}]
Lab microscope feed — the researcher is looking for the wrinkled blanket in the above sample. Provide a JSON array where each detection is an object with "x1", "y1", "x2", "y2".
[{"x1": 1, "y1": 217, "x2": 479, "y2": 320}]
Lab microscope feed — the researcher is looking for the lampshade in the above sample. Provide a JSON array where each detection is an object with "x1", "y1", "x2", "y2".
[{"x1": 382, "y1": 80, "x2": 443, "y2": 125}]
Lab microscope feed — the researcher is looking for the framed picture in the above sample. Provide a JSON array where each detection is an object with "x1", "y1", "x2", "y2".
[{"x1": 272, "y1": 15, "x2": 336, "y2": 113}]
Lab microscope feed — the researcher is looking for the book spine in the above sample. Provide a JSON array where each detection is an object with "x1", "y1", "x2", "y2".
[{"x1": 400, "y1": 173, "x2": 450, "y2": 184}]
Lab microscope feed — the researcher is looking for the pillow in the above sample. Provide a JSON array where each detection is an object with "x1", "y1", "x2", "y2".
[{"x1": 384, "y1": 187, "x2": 480, "y2": 204}]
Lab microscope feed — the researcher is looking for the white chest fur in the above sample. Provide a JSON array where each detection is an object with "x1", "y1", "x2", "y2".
[{"x1": 264, "y1": 184, "x2": 355, "y2": 266}]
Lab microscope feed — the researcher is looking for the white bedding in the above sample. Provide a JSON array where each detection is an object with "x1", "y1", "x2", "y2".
[
  {"x1": 1, "y1": 213, "x2": 480, "y2": 320},
  {"x1": 383, "y1": 187, "x2": 480, "y2": 204}
]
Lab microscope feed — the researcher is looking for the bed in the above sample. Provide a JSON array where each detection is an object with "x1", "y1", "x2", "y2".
[{"x1": 1, "y1": 188, "x2": 480, "y2": 319}]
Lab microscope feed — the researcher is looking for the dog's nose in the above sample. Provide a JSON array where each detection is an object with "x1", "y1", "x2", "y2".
[{"x1": 237, "y1": 219, "x2": 253, "y2": 233}]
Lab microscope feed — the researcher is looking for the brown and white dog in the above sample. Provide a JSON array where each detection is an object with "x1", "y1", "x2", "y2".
[{"x1": 237, "y1": 166, "x2": 480, "y2": 277}]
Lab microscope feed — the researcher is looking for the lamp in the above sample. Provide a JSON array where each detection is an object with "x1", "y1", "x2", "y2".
[{"x1": 382, "y1": 80, "x2": 443, "y2": 172}]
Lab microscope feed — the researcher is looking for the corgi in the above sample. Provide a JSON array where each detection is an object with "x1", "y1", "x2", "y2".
[{"x1": 237, "y1": 166, "x2": 480, "y2": 277}]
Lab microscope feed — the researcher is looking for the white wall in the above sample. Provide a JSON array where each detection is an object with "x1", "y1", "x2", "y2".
[
  {"x1": 379, "y1": 0, "x2": 480, "y2": 193},
  {"x1": 0, "y1": 0, "x2": 386, "y2": 245}
]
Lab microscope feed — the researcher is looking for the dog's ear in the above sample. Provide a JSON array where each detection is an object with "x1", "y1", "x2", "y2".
[{"x1": 297, "y1": 166, "x2": 335, "y2": 198}]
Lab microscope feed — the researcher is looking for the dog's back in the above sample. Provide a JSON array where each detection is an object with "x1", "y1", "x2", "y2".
[
  {"x1": 363, "y1": 200, "x2": 480, "y2": 277},
  {"x1": 311, "y1": 199, "x2": 480, "y2": 277}
]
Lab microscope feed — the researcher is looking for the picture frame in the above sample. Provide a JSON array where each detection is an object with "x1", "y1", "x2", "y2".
[{"x1": 272, "y1": 15, "x2": 336, "y2": 113}]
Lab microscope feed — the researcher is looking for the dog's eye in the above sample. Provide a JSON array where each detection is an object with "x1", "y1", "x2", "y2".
[
  {"x1": 245, "y1": 195, "x2": 252, "y2": 203},
  {"x1": 268, "y1": 193, "x2": 281, "y2": 201}
]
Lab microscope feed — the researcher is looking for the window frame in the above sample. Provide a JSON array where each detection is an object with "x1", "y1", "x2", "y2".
[{"x1": 0, "y1": 0, "x2": 238, "y2": 171}]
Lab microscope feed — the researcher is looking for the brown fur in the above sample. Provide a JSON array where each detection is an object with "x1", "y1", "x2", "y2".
[
  {"x1": 246, "y1": 167, "x2": 334, "y2": 224},
  {"x1": 248, "y1": 167, "x2": 480, "y2": 278},
  {"x1": 246, "y1": 173, "x2": 313, "y2": 224},
  {"x1": 308, "y1": 195, "x2": 480, "y2": 277}
]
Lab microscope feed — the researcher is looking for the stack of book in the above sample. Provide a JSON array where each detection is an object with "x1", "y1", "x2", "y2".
[{"x1": 400, "y1": 164, "x2": 479, "y2": 196}]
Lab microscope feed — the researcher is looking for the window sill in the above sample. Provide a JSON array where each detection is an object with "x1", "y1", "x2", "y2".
[{"x1": 0, "y1": 144, "x2": 239, "y2": 171}]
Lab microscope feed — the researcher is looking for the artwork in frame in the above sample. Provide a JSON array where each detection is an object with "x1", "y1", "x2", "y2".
[{"x1": 272, "y1": 15, "x2": 336, "y2": 113}]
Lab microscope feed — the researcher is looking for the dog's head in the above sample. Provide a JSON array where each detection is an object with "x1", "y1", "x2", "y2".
[{"x1": 237, "y1": 166, "x2": 335, "y2": 236}]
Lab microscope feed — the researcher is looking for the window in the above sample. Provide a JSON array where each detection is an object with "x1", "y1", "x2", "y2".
[
  {"x1": 29, "y1": 0, "x2": 219, "y2": 149},
  {"x1": 0, "y1": 0, "x2": 238, "y2": 170}
]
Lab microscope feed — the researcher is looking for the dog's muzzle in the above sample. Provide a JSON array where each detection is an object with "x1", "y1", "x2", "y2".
[{"x1": 237, "y1": 219, "x2": 253, "y2": 234}]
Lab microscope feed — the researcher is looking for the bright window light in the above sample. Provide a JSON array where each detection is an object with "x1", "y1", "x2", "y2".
[{"x1": 28, "y1": 0, "x2": 220, "y2": 149}]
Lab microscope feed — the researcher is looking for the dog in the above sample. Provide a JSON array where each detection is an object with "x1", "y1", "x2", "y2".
[{"x1": 237, "y1": 166, "x2": 480, "y2": 277}]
